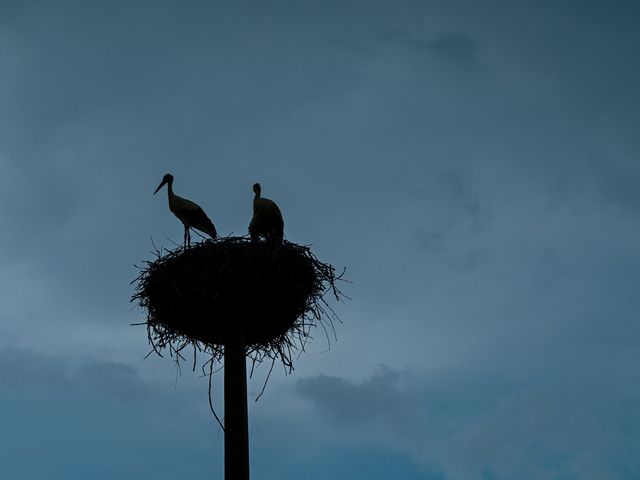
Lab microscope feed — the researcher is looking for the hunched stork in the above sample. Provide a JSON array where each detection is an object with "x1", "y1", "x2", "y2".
[
  {"x1": 249, "y1": 182, "x2": 284, "y2": 242},
  {"x1": 153, "y1": 173, "x2": 218, "y2": 247}
]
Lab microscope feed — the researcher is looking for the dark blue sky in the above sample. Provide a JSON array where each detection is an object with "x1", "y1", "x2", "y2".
[{"x1": 1, "y1": 1, "x2": 639, "y2": 478}]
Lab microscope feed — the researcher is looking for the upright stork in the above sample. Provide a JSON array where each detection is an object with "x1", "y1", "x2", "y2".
[
  {"x1": 249, "y1": 182, "x2": 284, "y2": 242},
  {"x1": 153, "y1": 173, "x2": 218, "y2": 247}
]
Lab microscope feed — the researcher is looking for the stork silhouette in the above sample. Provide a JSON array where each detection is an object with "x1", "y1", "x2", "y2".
[
  {"x1": 154, "y1": 173, "x2": 217, "y2": 247},
  {"x1": 249, "y1": 183, "x2": 284, "y2": 242}
]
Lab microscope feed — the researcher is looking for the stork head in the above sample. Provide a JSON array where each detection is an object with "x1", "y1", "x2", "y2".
[
  {"x1": 252, "y1": 183, "x2": 261, "y2": 195},
  {"x1": 154, "y1": 173, "x2": 174, "y2": 194}
]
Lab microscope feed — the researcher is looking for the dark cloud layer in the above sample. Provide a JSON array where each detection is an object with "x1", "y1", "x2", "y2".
[
  {"x1": 0, "y1": 347, "x2": 223, "y2": 479},
  {"x1": 296, "y1": 365, "x2": 640, "y2": 479}
]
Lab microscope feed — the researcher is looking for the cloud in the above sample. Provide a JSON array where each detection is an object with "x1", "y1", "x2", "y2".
[
  {"x1": 0, "y1": 346, "x2": 225, "y2": 478},
  {"x1": 296, "y1": 366, "x2": 414, "y2": 426},
  {"x1": 382, "y1": 29, "x2": 480, "y2": 68},
  {"x1": 586, "y1": 153, "x2": 640, "y2": 214},
  {"x1": 410, "y1": 168, "x2": 487, "y2": 270},
  {"x1": 381, "y1": 29, "x2": 480, "y2": 64},
  {"x1": 429, "y1": 32, "x2": 479, "y2": 63},
  {"x1": 294, "y1": 365, "x2": 640, "y2": 480},
  {"x1": 0, "y1": 347, "x2": 150, "y2": 402}
]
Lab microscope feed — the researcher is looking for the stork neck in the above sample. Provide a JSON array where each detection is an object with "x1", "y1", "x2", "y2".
[{"x1": 166, "y1": 181, "x2": 175, "y2": 199}]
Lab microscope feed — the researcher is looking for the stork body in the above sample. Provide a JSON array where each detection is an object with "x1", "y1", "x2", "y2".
[
  {"x1": 154, "y1": 173, "x2": 217, "y2": 247},
  {"x1": 249, "y1": 183, "x2": 284, "y2": 242}
]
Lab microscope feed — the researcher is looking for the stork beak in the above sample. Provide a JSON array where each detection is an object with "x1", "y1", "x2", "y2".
[{"x1": 153, "y1": 179, "x2": 167, "y2": 195}]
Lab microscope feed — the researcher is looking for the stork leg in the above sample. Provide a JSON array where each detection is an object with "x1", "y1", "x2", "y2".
[{"x1": 183, "y1": 225, "x2": 188, "y2": 248}]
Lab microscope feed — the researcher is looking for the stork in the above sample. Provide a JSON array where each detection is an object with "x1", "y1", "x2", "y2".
[
  {"x1": 249, "y1": 182, "x2": 284, "y2": 242},
  {"x1": 153, "y1": 173, "x2": 218, "y2": 247}
]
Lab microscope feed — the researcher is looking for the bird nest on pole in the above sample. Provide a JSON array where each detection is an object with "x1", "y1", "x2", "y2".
[{"x1": 132, "y1": 237, "x2": 344, "y2": 375}]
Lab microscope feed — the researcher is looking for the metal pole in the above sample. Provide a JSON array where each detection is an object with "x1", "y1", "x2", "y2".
[{"x1": 224, "y1": 341, "x2": 250, "y2": 480}]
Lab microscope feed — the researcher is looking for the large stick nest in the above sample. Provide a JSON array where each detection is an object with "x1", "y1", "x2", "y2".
[{"x1": 131, "y1": 237, "x2": 344, "y2": 372}]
